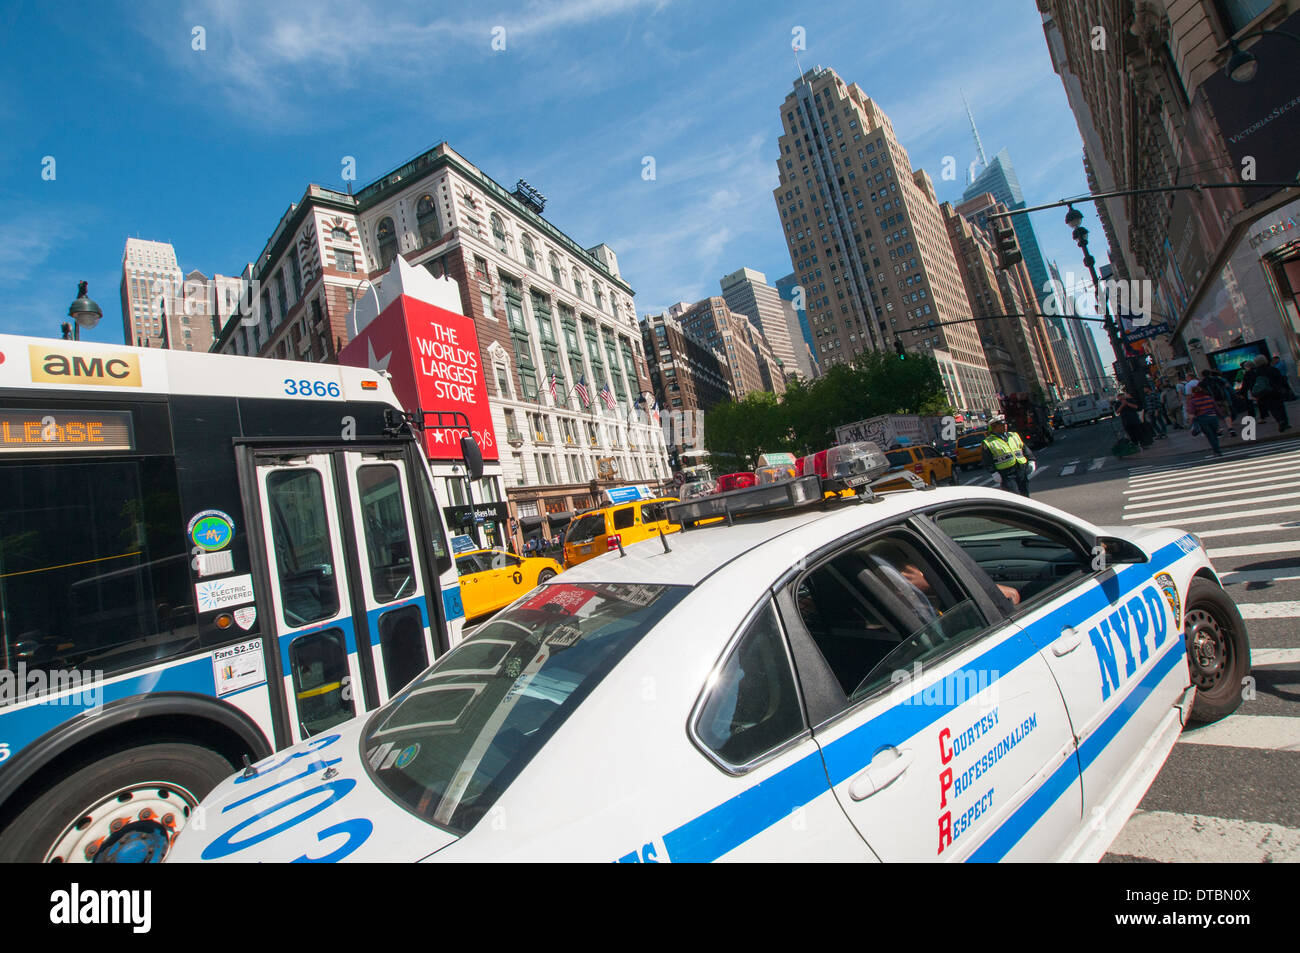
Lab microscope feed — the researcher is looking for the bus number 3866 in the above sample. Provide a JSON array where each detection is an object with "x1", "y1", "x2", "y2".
[{"x1": 284, "y1": 379, "x2": 342, "y2": 398}]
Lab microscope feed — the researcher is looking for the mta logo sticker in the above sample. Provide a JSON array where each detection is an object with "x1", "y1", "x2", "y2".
[{"x1": 188, "y1": 509, "x2": 235, "y2": 551}]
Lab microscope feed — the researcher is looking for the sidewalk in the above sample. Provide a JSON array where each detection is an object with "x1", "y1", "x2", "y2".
[{"x1": 1114, "y1": 414, "x2": 1295, "y2": 467}]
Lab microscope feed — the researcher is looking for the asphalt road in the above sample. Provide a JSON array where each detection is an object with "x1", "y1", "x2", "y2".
[{"x1": 965, "y1": 420, "x2": 1300, "y2": 862}]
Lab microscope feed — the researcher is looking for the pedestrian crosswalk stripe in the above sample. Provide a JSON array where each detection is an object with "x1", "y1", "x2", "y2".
[
  {"x1": 1121, "y1": 489, "x2": 1300, "y2": 519},
  {"x1": 1106, "y1": 811, "x2": 1300, "y2": 863},
  {"x1": 1135, "y1": 502, "x2": 1300, "y2": 528},
  {"x1": 1234, "y1": 600, "x2": 1300, "y2": 618},
  {"x1": 1192, "y1": 520, "x2": 1300, "y2": 539},
  {"x1": 1059, "y1": 460, "x2": 1080, "y2": 476},
  {"x1": 1127, "y1": 443, "x2": 1300, "y2": 479},
  {"x1": 1124, "y1": 469, "x2": 1300, "y2": 503},
  {"x1": 1029, "y1": 466, "x2": 1049, "y2": 480},
  {"x1": 1179, "y1": 715, "x2": 1300, "y2": 752},
  {"x1": 1206, "y1": 541, "x2": 1300, "y2": 560},
  {"x1": 1124, "y1": 479, "x2": 1300, "y2": 512},
  {"x1": 1253, "y1": 647, "x2": 1300, "y2": 667},
  {"x1": 1127, "y1": 450, "x2": 1300, "y2": 487},
  {"x1": 1217, "y1": 564, "x2": 1300, "y2": 586},
  {"x1": 1124, "y1": 459, "x2": 1300, "y2": 494},
  {"x1": 1087, "y1": 457, "x2": 1105, "y2": 471}
]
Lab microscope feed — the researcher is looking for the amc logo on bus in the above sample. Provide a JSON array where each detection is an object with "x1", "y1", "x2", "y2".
[{"x1": 28, "y1": 346, "x2": 142, "y2": 387}]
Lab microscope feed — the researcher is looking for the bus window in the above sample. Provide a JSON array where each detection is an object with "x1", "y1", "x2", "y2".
[
  {"x1": 358, "y1": 465, "x2": 415, "y2": 603},
  {"x1": 378, "y1": 604, "x2": 428, "y2": 696},
  {"x1": 0, "y1": 458, "x2": 194, "y2": 684},
  {"x1": 289, "y1": 627, "x2": 354, "y2": 736},
  {"x1": 411, "y1": 462, "x2": 451, "y2": 575},
  {"x1": 266, "y1": 469, "x2": 340, "y2": 627}
]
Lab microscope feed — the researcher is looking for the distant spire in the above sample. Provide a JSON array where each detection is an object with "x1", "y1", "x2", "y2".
[{"x1": 961, "y1": 89, "x2": 988, "y2": 177}]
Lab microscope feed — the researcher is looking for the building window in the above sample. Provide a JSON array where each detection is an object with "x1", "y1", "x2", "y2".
[
  {"x1": 332, "y1": 226, "x2": 350, "y2": 243},
  {"x1": 550, "y1": 253, "x2": 562, "y2": 285},
  {"x1": 416, "y1": 194, "x2": 440, "y2": 247},
  {"x1": 474, "y1": 256, "x2": 489, "y2": 281},
  {"x1": 274, "y1": 271, "x2": 288, "y2": 319},
  {"x1": 573, "y1": 275, "x2": 585, "y2": 301},
  {"x1": 289, "y1": 251, "x2": 303, "y2": 299},
  {"x1": 490, "y1": 213, "x2": 509, "y2": 255},
  {"x1": 593, "y1": 284, "x2": 604, "y2": 312},
  {"x1": 521, "y1": 235, "x2": 537, "y2": 270},
  {"x1": 335, "y1": 248, "x2": 356, "y2": 273},
  {"x1": 376, "y1": 217, "x2": 398, "y2": 270},
  {"x1": 1217, "y1": 0, "x2": 1272, "y2": 32}
]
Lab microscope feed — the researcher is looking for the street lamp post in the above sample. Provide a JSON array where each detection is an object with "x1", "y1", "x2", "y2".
[
  {"x1": 64, "y1": 281, "x2": 103, "y2": 341},
  {"x1": 1065, "y1": 206, "x2": 1141, "y2": 396}
]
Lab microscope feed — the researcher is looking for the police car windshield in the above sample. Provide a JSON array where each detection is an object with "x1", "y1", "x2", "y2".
[
  {"x1": 362, "y1": 582, "x2": 690, "y2": 836},
  {"x1": 567, "y1": 513, "x2": 606, "y2": 544}
]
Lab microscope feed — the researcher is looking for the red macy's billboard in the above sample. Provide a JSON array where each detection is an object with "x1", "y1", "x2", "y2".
[{"x1": 339, "y1": 295, "x2": 498, "y2": 462}]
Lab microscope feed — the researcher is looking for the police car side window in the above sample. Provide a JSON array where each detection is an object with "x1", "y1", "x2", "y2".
[
  {"x1": 793, "y1": 531, "x2": 988, "y2": 703},
  {"x1": 696, "y1": 601, "x2": 806, "y2": 769},
  {"x1": 931, "y1": 510, "x2": 1090, "y2": 609}
]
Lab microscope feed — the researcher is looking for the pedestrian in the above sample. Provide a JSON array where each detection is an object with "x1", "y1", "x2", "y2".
[
  {"x1": 1144, "y1": 383, "x2": 1167, "y2": 438},
  {"x1": 981, "y1": 414, "x2": 1035, "y2": 496},
  {"x1": 1116, "y1": 389, "x2": 1143, "y2": 448},
  {"x1": 1201, "y1": 370, "x2": 1236, "y2": 436},
  {"x1": 1271, "y1": 355, "x2": 1296, "y2": 400},
  {"x1": 1250, "y1": 354, "x2": 1292, "y2": 431},
  {"x1": 1161, "y1": 378, "x2": 1183, "y2": 429},
  {"x1": 1188, "y1": 383, "x2": 1224, "y2": 456}
]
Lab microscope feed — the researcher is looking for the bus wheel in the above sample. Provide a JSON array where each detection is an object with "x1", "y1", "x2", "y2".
[{"x1": 0, "y1": 742, "x2": 233, "y2": 863}]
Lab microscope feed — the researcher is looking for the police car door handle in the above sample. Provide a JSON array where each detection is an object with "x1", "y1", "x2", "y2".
[
  {"x1": 1053, "y1": 626, "x2": 1083, "y2": 656},
  {"x1": 848, "y1": 748, "x2": 913, "y2": 801}
]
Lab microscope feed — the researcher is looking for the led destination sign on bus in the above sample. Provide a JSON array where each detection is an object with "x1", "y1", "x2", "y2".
[{"x1": 0, "y1": 410, "x2": 134, "y2": 452}]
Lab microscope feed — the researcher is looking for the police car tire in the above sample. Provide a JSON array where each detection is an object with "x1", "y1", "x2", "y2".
[
  {"x1": 0, "y1": 741, "x2": 234, "y2": 863},
  {"x1": 537, "y1": 568, "x2": 556, "y2": 584},
  {"x1": 1184, "y1": 578, "x2": 1251, "y2": 725}
]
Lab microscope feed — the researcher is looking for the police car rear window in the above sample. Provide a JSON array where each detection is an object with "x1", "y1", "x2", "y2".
[
  {"x1": 567, "y1": 513, "x2": 606, "y2": 543},
  {"x1": 362, "y1": 582, "x2": 690, "y2": 836}
]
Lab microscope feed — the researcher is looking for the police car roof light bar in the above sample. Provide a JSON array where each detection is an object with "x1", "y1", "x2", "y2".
[{"x1": 667, "y1": 474, "x2": 826, "y2": 530}]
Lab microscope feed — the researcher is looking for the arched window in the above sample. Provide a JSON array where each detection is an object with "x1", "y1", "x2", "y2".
[
  {"x1": 331, "y1": 226, "x2": 350, "y2": 243},
  {"x1": 549, "y1": 253, "x2": 562, "y2": 284},
  {"x1": 593, "y1": 283, "x2": 603, "y2": 311},
  {"x1": 376, "y1": 217, "x2": 398, "y2": 270},
  {"x1": 521, "y1": 235, "x2": 536, "y2": 270},
  {"x1": 416, "y1": 195, "x2": 440, "y2": 247},
  {"x1": 490, "y1": 213, "x2": 508, "y2": 254}
]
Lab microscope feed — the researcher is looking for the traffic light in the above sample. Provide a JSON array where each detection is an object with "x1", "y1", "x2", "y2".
[
  {"x1": 894, "y1": 337, "x2": 905, "y2": 360},
  {"x1": 993, "y1": 219, "x2": 1023, "y2": 270}
]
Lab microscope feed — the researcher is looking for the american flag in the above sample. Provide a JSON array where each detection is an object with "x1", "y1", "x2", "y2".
[
  {"x1": 650, "y1": 399, "x2": 660, "y2": 427},
  {"x1": 574, "y1": 377, "x2": 590, "y2": 406},
  {"x1": 600, "y1": 383, "x2": 616, "y2": 411},
  {"x1": 548, "y1": 371, "x2": 558, "y2": 403}
]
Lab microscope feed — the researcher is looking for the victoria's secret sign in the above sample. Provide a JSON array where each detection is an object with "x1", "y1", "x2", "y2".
[{"x1": 340, "y1": 295, "x2": 499, "y2": 462}]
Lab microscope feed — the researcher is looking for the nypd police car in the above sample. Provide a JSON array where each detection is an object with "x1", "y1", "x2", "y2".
[{"x1": 169, "y1": 474, "x2": 1248, "y2": 863}]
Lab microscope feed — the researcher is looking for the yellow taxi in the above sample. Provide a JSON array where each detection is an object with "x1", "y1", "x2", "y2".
[
  {"x1": 563, "y1": 497, "x2": 680, "y2": 568},
  {"x1": 955, "y1": 429, "x2": 988, "y2": 470},
  {"x1": 877, "y1": 445, "x2": 957, "y2": 490},
  {"x1": 455, "y1": 548, "x2": 562, "y2": 622}
]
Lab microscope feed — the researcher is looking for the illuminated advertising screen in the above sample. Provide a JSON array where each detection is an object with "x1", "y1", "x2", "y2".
[{"x1": 0, "y1": 410, "x2": 134, "y2": 452}]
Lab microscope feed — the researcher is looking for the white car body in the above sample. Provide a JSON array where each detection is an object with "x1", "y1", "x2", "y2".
[
  {"x1": 170, "y1": 486, "x2": 1228, "y2": 863},
  {"x1": 1059, "y1": 396, "x2": 1114, "y2": 426}
]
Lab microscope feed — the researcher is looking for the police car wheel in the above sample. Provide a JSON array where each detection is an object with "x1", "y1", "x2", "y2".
[
  {"x1": 0, "y1": 741, "x2": 234, "y2": 863},
  {"x1": 1184, "y1": 578, "x2": 1251, "y2": 725},
  {"x1": 537, "y1": 568, "x2": 556, "y2": 584}
]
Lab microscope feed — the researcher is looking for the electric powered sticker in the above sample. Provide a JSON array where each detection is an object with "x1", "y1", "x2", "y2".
[{"x1": 196, "y1": 573, "x2": 255, "y2": 612}]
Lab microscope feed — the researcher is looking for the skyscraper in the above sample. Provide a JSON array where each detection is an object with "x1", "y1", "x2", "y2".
[
  {"x1": 963, "y1": 148, "x2": 1052, "y2": 310},
  {"x1": 120, "y1": 238, "x2": 183, "y2": 347},
  {"x1": 775, "y1": 272, "x2": 820, "y2": 378},
  {"x1": 719, "y1": 267, "x2": 798, "y2": 386},
  {"x1": 772, "y1": 66, "x2": 997, "y2": 411}
]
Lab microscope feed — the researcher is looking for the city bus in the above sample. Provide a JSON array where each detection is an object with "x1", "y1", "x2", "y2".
[{"x1": 0, "y1": 333, "x2": 467, "y2": 862}]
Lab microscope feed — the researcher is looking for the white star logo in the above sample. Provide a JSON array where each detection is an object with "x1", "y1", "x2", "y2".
[
  {"x1": 367, "y1": 339, "x2": 392, "y2": 373},
  {"x1": 432, "y1": 430, "x2": 446, "y2": 443}
]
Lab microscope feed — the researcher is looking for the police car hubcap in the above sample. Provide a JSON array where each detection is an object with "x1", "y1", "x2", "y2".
[
  {"x1": 1185, "y1": 608, "x2": 1227, "y2": 688},
  {"x1": 44, "y1": 783, "x2": 199, "y2": 863}
]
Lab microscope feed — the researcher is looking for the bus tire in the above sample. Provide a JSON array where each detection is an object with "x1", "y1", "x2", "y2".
[
  {"x1": 0, "y1": 741, "x2": 233, "y2": 863},
  {"x1": 1184, "y1": 577, "x2": 1251, "y2": 726}
]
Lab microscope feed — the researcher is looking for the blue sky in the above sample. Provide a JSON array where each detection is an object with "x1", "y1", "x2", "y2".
[{"x1": 0, "y1": 0, "x2": 1112, "y2": 360}]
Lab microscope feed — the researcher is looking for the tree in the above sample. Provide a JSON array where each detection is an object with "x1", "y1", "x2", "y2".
[{"x1": 704, "y1": 391, "x2": 789, "y2": 469}]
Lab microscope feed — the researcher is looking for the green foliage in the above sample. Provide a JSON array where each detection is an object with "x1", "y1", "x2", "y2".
[{"x1": 702, "y1": 348, "x2": 949, "y2": 463}]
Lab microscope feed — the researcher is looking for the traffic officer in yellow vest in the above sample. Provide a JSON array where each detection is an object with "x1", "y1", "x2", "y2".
[{"x1": 981, "y1": 414, "x2": 1036, "y2": 496}]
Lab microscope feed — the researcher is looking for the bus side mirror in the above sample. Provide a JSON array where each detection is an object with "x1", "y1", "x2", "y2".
[{"x1": 460, "y1": 435, "x2": 484, "y2": 482}]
